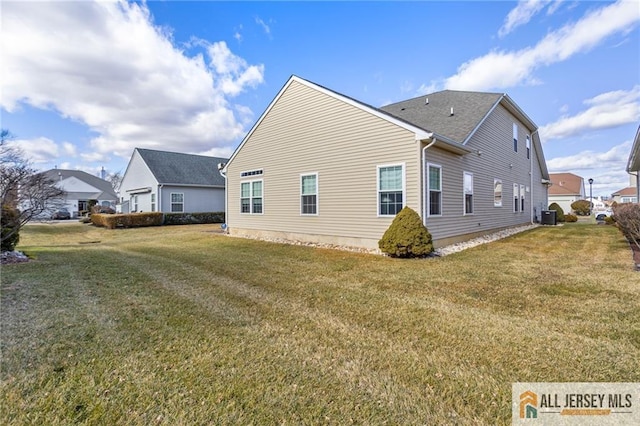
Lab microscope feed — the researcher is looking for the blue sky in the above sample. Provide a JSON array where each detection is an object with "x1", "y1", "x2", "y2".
[{"x1": 2, "y1": 0, "x2": 639, "y2": 197}]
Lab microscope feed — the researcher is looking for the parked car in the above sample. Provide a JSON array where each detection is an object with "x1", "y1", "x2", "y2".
[
  {"x1": 595, "y1": 210, "x2": 612, "y2": 221},
  {"x1": 51, "y1": 208, "x2": 71, "y2": 220}
]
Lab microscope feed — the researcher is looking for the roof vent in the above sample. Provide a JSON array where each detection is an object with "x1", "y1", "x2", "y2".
[
  {"x1": 425, "y1": 97, "x2": 429, "y2": 105},
  {"x1": 450, "y1": 107, "x2": 454, "y2": 116}
]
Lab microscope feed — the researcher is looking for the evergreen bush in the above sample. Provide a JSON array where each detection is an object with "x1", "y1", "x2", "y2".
[
  {"x1": 565, "y1": 214, "x2": 578, "y2": 222},
  {"x1": 378, "y1": 206, "x2": 433, "y2": 258},
  {"x1": 570, "y1": 199, "x2": 591, "y2": 216},
  {"x1": 1, "y1": 205, "x2": 20, "y2": 251},
  {"x1": 548, "y1": 202, "x2": 565, "y2": 223}
]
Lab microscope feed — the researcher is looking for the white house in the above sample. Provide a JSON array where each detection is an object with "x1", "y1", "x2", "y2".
[{"x1": 42, "y1": 169, "x2": 117, "y2": 218}]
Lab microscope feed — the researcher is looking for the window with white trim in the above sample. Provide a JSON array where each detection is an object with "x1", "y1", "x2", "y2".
[
  {"x1": 132, "y1": 195, "x2": 138, "y2": 212},
  {"x1": 427, "y1": 163, "x2": 442, "y2": 216},
  {"x1": 513, "y1": 123, "x2": 518, "y2": 152},
  {"x1": 464, "y1": 172, "x2": 473, "y2": 215},
  {"x1": 170, "y1": 193, "x2": 184, "y2": 212},
  {"x1": 494, "y1": 179, "x2": 503, "y2": 207},
  {"x1": 520, "y1": 184, "x2": 525, "y2": 212},
  {"x1": 378, "y1": 164, "x2": 404, "y2": 216},
  {"x1": 526, "y1": 135, "x2": 530, "y2": 159},
  {"x1": 513, "y1": 183, "x2": 519, "y2": 212},
  {"x1": 241, "y1": 180, "x2": 263, "y2": 214},
  {"x1": 151, "y1": 193, "x2": 156, "y2": 212},
  {"x1": 301, "y1": 173, "x2": 318, "y2": 215}
]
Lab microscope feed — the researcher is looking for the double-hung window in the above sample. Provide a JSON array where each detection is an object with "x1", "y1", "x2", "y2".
[
  {"x1": 378, "y1": 164, "x2": 404, "y2": 216},
  {"x1": 526, "y1": 135, "x2": 531, "y2": 159},
  {"x1": 513, "y1": 183, "x2": 519, "y2": 212},
  {"x1": 427, "y1": 163, "x2": 442, "y2": 216},
  {"x1": 520, "y1": 184, "x2": 525, "y2": 212},
  {"x1": 494, "y1": 179, "x2": 503, "y2": 207},
  {"x1": 513, "y1": 123, "x2": 518, "y2": 152},
  {"x1": 464, "y1": 172, "x2": 473, "y2": 215},
  {"x1": 301, "y1": 173, "x2": 318, "y2": 215},
  {"x1": 151, "y1": 193, "x2": 156, "y2": 212},
  {"x1": 170, "y1": 193, "x2": 184, "y2": 212},
  {"x1": 241, "y1": 180, "x2": 263, "y2": 214}
]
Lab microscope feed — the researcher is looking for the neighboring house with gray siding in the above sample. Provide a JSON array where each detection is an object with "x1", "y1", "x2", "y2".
[
  {"x1": 119, "y1": 148, "x2": 227, "y2": 214},
  {"x1": 43, "y1": 169, "x2": 117, "y2": 218},
  {"x1": 223, "y1": 75, "x2": 550, "y2": 250}
]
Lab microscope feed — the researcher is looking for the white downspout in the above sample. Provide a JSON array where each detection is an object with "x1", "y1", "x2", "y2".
[
  {"x1": 530, "y1": 130, "x2": 537, "y2": 224},
  {"x1": 421, "y1": 138, "x2": 436, "y2": 224},
  {"x1": 218, "y1": 164, "x2": 227, "y2": 229}
]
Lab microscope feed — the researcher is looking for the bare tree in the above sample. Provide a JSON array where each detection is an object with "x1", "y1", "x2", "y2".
[
  {"x1": 1, "y1": 130, "x2": 65, "y2": 249},
  {"x1": 106, "y1": 170, "x2": 123, "y2": 192}
]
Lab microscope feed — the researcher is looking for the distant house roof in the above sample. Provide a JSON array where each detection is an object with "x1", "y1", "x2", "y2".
[
  {"x1": 42, "y1": 169, "x2": 117, "y2": 200},
  {"x1": 548, "y1": 172, "x2": 584, "y2": 196},
  {"x1": 612, "y1": 186, "x2": 638, "y2": 197},
  {"x1": 136, "y1": 148, "x2": 227, "y2": 187}
]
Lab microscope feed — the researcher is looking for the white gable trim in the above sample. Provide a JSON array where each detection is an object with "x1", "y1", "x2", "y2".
[{"x1": 225, "y1": 75, "x2": 433, "y2": 170}]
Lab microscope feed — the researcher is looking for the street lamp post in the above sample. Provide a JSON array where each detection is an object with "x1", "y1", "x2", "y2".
[{"x1": 588, "y1": 178, "x2": 594, "y2": 216}]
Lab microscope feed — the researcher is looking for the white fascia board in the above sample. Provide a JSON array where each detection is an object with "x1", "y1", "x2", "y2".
[{"x1": 224, "y1": 75, "x2": 437, "y2": 170}]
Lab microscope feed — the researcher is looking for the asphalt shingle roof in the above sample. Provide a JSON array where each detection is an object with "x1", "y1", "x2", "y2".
[
  {"x1": 379, "y1": 90, "x2": 503, "y2": 143},
  {"x1": 136, "y1": 148, "x2": 227, "y2": 187},
  {"x1": 42, "y1": 169, "x2": 117, "y2": 199}
]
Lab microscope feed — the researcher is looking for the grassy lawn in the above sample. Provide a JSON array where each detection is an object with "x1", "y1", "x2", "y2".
[{"x1": 1, "y1": 222, "x2": 638, "y2": 425}]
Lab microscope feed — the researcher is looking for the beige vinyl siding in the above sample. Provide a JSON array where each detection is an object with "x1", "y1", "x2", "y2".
[
  {"x1": 424, "y1": 104, "x2": 537, "y2": 244},
  {"x1": 227, "y1": 80, "x2": 420, "y2": 247}
]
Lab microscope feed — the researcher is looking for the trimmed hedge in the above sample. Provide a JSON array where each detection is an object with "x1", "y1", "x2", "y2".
[
  {"x1": 91, "y1": 211, "x2": 225, "y2": 229},
  {"x1": 565, "y1": 213, "x2": 578, "y2": 222},
  {"x1": 92, "y1": 212, "x2": 163, "y2": 229},
  {"x1": 163, "y1": 212, "x2": 225, "y2": 225}
]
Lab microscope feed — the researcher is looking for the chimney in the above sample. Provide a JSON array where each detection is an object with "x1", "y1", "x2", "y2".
[{"x1": 101, "y1": 166, "x2": 106, "y2": 180}]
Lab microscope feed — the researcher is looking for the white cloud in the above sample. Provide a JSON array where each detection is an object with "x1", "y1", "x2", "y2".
[
  {"x1": 547, "y1": 141, "x2": 631, "y2": 171},
  {"x1": 0, "y1": 0, "x2": 265, "y2": 161},
  {"x1": 9, "y1": 137, "x2": 59, "y2": 163},
  {"x1": 499, "y1": 0, "x2": 552, "y2": 38},
  {"x1": 255, "y1": 17, "x2": 272, "y2": 36},
  {"x1": 540, "y1": 86, "x2": 640, "y2": 140},
  {"x1": 62, "y1": 142, "x2": 78, "y2": 157},
  {"x1": 439, "y1": 0, "x2": 639, "y2": 91},
  {"x1": 547, "y1": 141, "x2": 633, "y2": 196}
]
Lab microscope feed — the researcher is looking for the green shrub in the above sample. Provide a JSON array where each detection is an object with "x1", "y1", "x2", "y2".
[
  {"x1": 570, "y1": 199, "x2": 591, "y2": 215},
  {"x1": 548, "y1": 202, "x2": 565, "y2": 223},
  {"x1": 92, "y1": 212, "x2": 163, "y2": 229},
  {"x1": 163, "y1": 212, "x2": 225, "y2": 225},
  {"x1": 378, "y1": 206, "x2": 433, "y2": 258},
  {"x1": 565, "y1": 214, "x2": 578, "y2": 222},
  {"x1": 1, "y1": 205, "x2": 20, "y2": 251}
]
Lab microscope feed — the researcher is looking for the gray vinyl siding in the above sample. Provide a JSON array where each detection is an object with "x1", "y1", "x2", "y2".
[
  {"x1": 227, "y1": 79, "x2": 420, "y2": 242},
  {"x1": 424, "y1": 104, "x2": 541, "y2": 242},
  {"x1": 159, "y1": 186, "x2": 224, "y2": 213}
]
